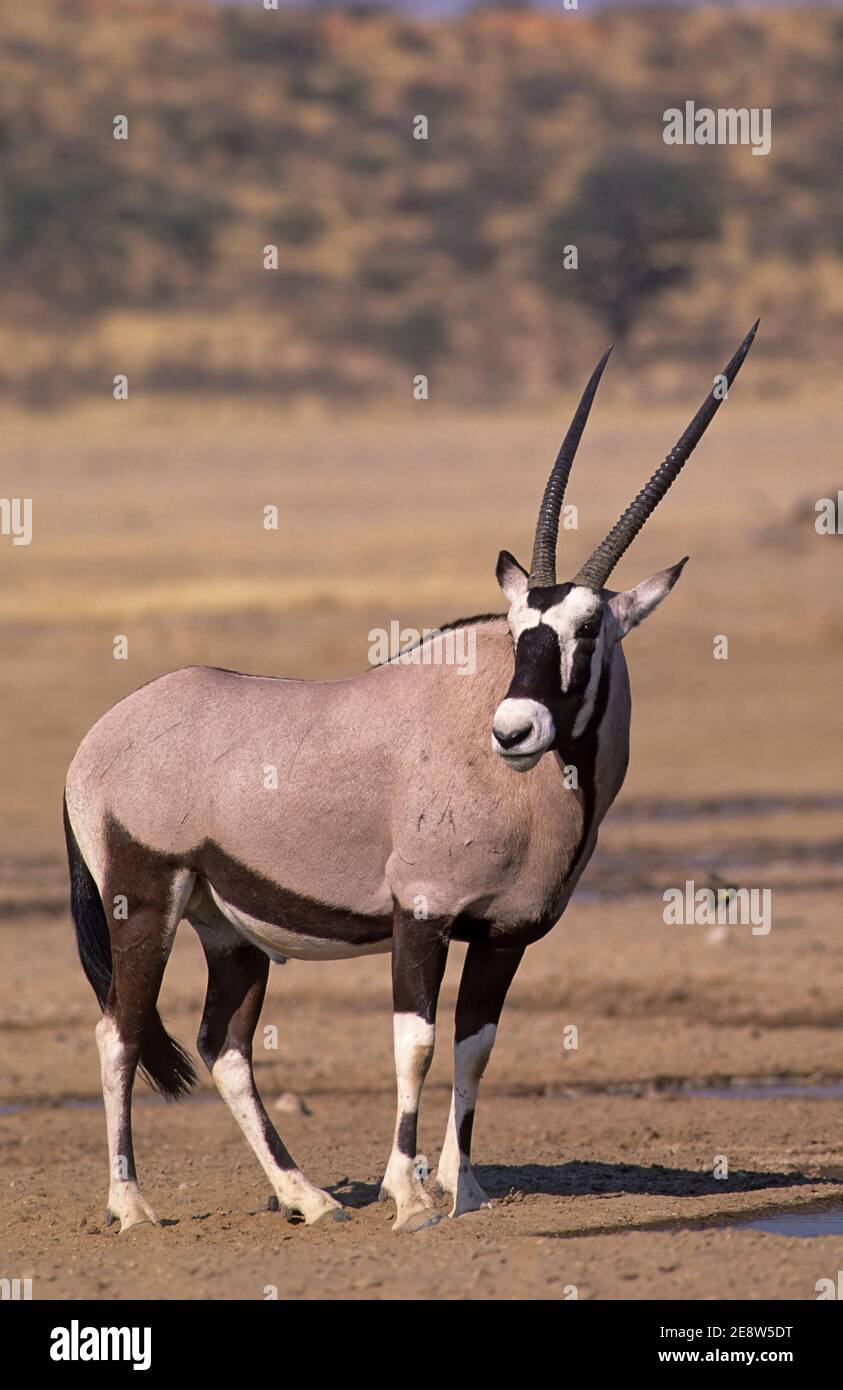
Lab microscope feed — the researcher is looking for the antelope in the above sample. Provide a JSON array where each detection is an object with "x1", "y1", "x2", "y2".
[{"x1": 64, "y1": 324, "x2": 757, "y2": 1233}]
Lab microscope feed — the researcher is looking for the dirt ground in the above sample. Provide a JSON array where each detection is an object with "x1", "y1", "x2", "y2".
[{"x1": 1, "y1": 393, "x2": 842, "y2": 1299}]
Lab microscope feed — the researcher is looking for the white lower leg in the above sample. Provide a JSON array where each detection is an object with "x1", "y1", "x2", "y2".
[
  {"x1": 381, "y1": 1013, "x2": 438, "y2": 1230},
  {"x1": 212, "y1": 1050, "x2": 341, "y2": 1224},
  {"x1": 436, "y1": 1023, "x2": 496, "y2": 1217},
  {"x1": 96, "y1": 1015, "x2": 159, "y2": 1232}
]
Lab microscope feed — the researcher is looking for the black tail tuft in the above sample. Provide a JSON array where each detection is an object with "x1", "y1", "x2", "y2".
[
  {"x1": 138, "y1": 1015, "x2": 197, "y2": 1101},
  {"x1": 63, "y1": 794, "x2": 197, "y2": 1102}
]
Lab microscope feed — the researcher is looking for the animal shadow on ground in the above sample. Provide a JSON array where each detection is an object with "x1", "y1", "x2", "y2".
[
  {"x1": 474, "y1": 1160, "x2": 824, "y2": 1200},
  {"x1": 327, "y1": 1161, "x2": 824, "y2": 1213}
]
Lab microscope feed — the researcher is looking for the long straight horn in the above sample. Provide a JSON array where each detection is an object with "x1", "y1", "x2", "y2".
[
  {"x1": 572, "y1": 322, "x2": 759, "y2": 591},
  {"x1": 529, "y1": 347, "x2": 612, "y2": 588}
]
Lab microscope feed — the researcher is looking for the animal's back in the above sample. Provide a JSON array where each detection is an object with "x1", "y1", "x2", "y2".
[{"x1": 65, "y1": 619, "x2": 630, "y2": 928}]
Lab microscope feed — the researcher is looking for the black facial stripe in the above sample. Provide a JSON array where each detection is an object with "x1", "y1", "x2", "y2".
[
  {"x1": 566, "y1": 658, "x2": 613, "y2": 877},
  {"x1": 567, "y1": 639, "x2": 595, "y2": 693},
  {"x1": 508, "y1": 622, "x2": 598, "y2": 704},
  {"x1": 507, "y1": 624, "x2": 562, "y2": 703}
]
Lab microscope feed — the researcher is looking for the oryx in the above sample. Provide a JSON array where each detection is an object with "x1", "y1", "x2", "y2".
[{"x1": 64, "y1": 324, "x2": 757, "y2": 1233}]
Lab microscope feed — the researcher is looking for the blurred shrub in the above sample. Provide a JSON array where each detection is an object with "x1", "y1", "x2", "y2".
[
  {"x1": 378, "y1": 304, "x2": 450, "y2": 368},
  {"x1": 276, "y1": 205, "x2": 327, "y2": 247},
  {"x1": 540, "y1": 150, "x2": 722, "y2": 342}
]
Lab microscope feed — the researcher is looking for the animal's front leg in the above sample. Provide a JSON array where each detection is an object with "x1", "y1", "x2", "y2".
[
  {"x1": 436, "y1": 940, "x2": 523, "y2": 1217},
  {"x1": 380, "y1": 909, "x2": 450, "y2": 1232}
]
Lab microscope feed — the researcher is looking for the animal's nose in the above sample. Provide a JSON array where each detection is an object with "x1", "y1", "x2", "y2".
[{"x1": 493, "y1": 723, "x2": 532, "y2": 751}]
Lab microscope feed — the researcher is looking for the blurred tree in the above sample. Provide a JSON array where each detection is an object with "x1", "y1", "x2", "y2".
[
  {"x1": 540, "y1": 150, "x2": 722, "y2": 343},
  {"x1": 379, "y1": 304, "x2": 449, "y2": 369}
]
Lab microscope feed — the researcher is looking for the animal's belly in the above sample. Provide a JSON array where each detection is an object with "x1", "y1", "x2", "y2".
[{"x1": 207, "y1": 884, "x2": 393, "y2": 962}]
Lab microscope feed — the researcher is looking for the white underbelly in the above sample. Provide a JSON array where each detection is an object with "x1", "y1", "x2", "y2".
[{"x1": 208, "y1": 886, "x2": 392, "y2": 962}]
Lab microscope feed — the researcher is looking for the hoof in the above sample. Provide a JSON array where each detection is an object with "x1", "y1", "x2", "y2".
[
  {"x1": 105, "y1": 1192, "x2": 161, "y2": 1234},
  {"x1": 289, "y1": 1190, "x2": 347, "y2": 1226},
  {"x1": 379, "y1": 1180, "x2": 436, "y2": 1212},
  {"x1": 449, "y1": 1198, "x2": 492, "y2": 1219},
  {"x1": 435, "y1": 1168, "x2": 492, "y2": 1218}
]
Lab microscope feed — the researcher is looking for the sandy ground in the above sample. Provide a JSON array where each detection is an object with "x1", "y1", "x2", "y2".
[{"x1": 1, "y1": 394, "x2": 842, "y2": 1299}]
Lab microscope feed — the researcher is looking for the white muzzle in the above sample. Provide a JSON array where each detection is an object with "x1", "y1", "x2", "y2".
[{"x1": 491, "y1": 698, "x2": 556, "y2": 771}]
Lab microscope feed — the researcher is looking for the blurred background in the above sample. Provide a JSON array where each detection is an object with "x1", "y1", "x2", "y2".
[{"x1": 1, "y1": 0, "x2": 842, "y2": 406}]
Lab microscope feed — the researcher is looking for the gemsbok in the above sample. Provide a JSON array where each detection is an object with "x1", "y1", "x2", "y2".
[{"x1": 65, "y1": 324, "x2": 757, "y2": 1232}]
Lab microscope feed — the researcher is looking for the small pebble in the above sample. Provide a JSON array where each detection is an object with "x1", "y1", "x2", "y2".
[{"x1": 274, "y1": 1092, "x2": 311, "y2": 1116}]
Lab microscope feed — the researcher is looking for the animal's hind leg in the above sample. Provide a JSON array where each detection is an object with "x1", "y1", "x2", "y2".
[
  {"x1": 195, "y1": 927, "x2": 346, "y2": 1226},
  {"x1": 98, "y1": 871, "x2": 193, "y2": 1233}
]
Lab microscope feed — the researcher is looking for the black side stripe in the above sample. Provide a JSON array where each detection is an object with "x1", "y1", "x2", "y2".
[{"x1": 566, "y1": 659, "x2": 613, "y2": 881}]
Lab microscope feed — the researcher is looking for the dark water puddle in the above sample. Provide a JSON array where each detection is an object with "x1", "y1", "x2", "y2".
[
  {"x1": 530, "y1": 1198, "x2": 843, "y2": 1244},
  {"x1": 733, "y1": 1207, "x2": 843, "y2": 1238}
]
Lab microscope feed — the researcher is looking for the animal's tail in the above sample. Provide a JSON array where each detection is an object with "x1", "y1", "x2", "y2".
[{"x1": 63, "y1": 794, "x2": 196, "y2": 1101}]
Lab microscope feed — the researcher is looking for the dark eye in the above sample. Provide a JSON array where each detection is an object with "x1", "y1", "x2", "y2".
[{"x1": 577, "y1": 618, "x2": 601, "y2": 640}]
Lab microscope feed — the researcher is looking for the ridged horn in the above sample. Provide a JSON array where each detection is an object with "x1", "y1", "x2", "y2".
[
  {"x1": 528, "y1": 347, "x2": 612, "y2": 588},
  {"x1": 572, "y1": 321, "x2": 759, "y2": 591}
]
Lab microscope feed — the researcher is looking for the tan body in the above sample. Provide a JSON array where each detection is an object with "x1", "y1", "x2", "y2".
[{"x1": 66, "y1": 620, "x2": 630, "y2": 958}]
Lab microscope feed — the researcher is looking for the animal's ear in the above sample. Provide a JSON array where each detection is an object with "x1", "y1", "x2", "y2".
[
  {"x1": 608, "y1": 557, "x2": 689, "y2": 637},
  {"x1": 496, "y1": 550, "x2": 529, "y2": 604}
]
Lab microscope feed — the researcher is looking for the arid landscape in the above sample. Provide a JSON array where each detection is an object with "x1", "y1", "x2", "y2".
[
  {"x1": 2, "y1": 2, "x2": 843, "y2": 406},
  {"x1": 1, "y1": 385, "x2": 842, "y2": 1299},
  {"x1": 1, "y1": 0, "x2": 841, "y2": 1305}
]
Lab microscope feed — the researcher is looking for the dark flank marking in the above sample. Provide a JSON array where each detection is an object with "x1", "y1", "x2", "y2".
[
  {"x1": 196, "y1": 838, "x2": 392, "y2": 946},
  {"x1": 103, "y1": 813, "x2": 392, "y2": 947},
  {"x1": 396, "y1": 1111, "x2": 418, "y2": 1158},
  {"x1": 457, "y1": 1110, "x2": 475, "y2": 1155},
  {"x1": 104, "y1": 813, "x2": 183, "y2": 915}
]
